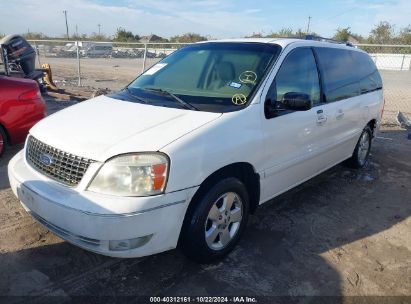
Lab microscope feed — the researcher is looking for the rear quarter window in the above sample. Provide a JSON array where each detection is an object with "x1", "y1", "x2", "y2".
[
  {"x1": 353, "y1": 51, "x2": 383, "y2": 94},
  {"x1": 315, "y1": 47, "x2": 382, "y2": 103},
  {"x1": 314, "y1": 47, "x2": 359, "y2": 102}
]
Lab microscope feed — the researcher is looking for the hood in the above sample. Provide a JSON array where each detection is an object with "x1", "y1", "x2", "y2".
[{"x1": 30, "y1": 95, "x2": 222, "y2": 161}]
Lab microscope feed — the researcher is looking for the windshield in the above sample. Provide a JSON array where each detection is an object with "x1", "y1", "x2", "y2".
[{"x1": 116, "y1": 42, "x2": 281, "y2": 112}]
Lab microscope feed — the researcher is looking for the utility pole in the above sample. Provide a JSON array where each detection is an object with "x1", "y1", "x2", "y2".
[
  {"x1": 306, "y1": 16, "x2": 312, "y2": 34},
  {"x1": 63, "y1": 10, "x2": 69, "y2": 39},
  {"x1": 98, "y1": 24, "x2": 101, "y2": 36},
  {"x1": 75, "y1": 24, "x2": 78, "y2": 37}
]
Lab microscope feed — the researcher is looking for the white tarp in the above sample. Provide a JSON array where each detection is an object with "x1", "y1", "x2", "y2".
[{"x1": 370, "y1": 53, "x2": 411, "y2": 71}]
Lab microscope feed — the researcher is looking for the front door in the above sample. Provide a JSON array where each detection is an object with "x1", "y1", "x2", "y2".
[{"x1": 259, "y1": 47, "x2": 328, "y2": 202}]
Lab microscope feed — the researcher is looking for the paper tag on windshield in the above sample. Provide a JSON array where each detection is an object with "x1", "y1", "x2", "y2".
[
  {"x1": 228, "y1": 81, "x2": 242, "y2": 89},
  {"x1": 143, "y1": 63, "x2": 167, "y2": 75}
]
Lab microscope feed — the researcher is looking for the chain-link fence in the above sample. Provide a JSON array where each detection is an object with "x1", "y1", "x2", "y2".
[
  {"x1": 28, "y1": 40, "x2": 411, "y2": 124},
  {"x1": 356, "y1": 44, "x2": 411, "y2": 124},
  {"x1": 29, "y1": 40, "x2": 191, "y2": 90}
]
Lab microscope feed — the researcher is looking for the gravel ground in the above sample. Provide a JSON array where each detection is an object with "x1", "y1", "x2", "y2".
[{"x1": 0, "y1": 98, "x2": 410, "y2": 302}]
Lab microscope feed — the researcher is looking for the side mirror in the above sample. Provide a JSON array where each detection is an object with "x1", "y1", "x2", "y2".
[{"x1": 282, "y1": 92, "x2": 312, "y2": 111}]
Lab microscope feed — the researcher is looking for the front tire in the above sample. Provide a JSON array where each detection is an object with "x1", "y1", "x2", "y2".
[
  {"x1": 180, "y1": 177, "x2": 250, "y2": 263},
  {"x1": 347, "y1": 126, "x2": 372, "y2": 168}
]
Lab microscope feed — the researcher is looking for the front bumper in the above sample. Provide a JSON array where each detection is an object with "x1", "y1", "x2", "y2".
[{"x1": 8, "y1": 151, "x2": 198, "y2": 258}]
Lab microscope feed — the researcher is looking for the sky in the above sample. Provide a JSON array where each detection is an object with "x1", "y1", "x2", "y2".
[{"x1": 0, "y1": 0, "x2": 410, "y2": 39}]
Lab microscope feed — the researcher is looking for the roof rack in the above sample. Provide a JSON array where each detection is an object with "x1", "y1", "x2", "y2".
[{"x1": 305, "y1": 35, "x2": 354, "y2": 47}]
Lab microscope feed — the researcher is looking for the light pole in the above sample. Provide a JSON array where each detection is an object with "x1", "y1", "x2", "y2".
[
  {"x1": 306, "y1": 16, "x2": 312, "y2": 34},
  {"x1": 98, "y1": 24, "x2": 101, "y2": 36},
  {"x1": 63, "y1": 10, "x2": 69, "y2": 39}
]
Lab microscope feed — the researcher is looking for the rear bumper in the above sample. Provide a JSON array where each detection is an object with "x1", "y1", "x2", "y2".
[{"x1": 8, "y1": 151, "x2": 198, "y2": 258}]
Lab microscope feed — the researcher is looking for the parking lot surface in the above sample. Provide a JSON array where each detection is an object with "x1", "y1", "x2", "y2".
[{"x1": 0, "y1": 99, "x2": 410, "y2": 301}]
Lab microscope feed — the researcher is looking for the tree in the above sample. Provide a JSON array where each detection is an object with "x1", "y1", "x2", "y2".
[
  {"x1": 261, "y1": 28, "x2": 317, "y2": 39},
  {"x1": 22, "y1": 32, "x2": 49, "y2": 40},
  {"x1": 334, "y1": 27, "x2": 351, "y2": 41},
  {"x1": 170, "y1": 33, "x2": 207, "y2": 43},
  {"x1": 278, "y1": 28, "x2": 294, "y2": 37},
  {"x1": 140, "y1": 34, "x2": 168, "y2": 43},
  {"x1": 89, "y1": 32, "x2": 109, "y2": 41},
  {"x1": 332, "y1": 27, "x2": 364, "y2": 43},
  {"x1": 368, "y1": 21, "x2": 395, "y2": 44},
  {"x1": 114, "y1": 27, "x2": 139, "y2": 42},
  {"x1": 246, "y1": 32, "x2": 263, "y2": 38},
  {"x1": 294, "y1": 28, "x2": 307, "y2": 38},
  {"x1": 398, "y1": 26, "x2": 411, "y2": 44},
  {"x1": 71, "y1": 33, "x2": 82, "y2": 41},
  {"x1": 265, "y1": 28, "x2": 293, "y2": 38}
]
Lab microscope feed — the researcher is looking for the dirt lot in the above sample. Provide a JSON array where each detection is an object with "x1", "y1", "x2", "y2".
[
  {"x1": 0, "y1": 98, "x2": 410, "y2": 302},
  {"x1": 41, "y1": 57, "x2": 160, "y2": 89}
]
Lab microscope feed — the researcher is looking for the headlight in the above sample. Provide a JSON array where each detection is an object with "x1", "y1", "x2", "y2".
[{"x1": 87, "y1": 153, "x2": 169, "y2": 196}]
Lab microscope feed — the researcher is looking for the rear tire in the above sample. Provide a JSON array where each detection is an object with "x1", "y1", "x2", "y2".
[
  {"x1": 347, "y1": 126, "x2": 372, "y2": 168},
  {"x1": 180, "y1": 177, "x2": 250, "y2": 263},
  {"x1": 0, "y1": 126, "x2": 7, "y2": 157}
]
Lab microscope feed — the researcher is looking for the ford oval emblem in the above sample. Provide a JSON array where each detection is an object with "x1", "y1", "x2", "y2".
[{"x1": 39, "y1": 154, "x2": 53, "y2": 166}]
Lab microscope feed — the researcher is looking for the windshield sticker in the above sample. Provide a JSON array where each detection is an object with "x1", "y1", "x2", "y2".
[
  {"x1": 239, "y1": 71, "x2": 257, "y2": 84},
  {"x1": 143, "y1": 63, "x2": 167, "y2": 76},
  {"x1": 232, "y1": 94, "x2": 247, "y2": 105},
  {"x1": 228, "y1": 81, "x2": 242, "y2": 89}
]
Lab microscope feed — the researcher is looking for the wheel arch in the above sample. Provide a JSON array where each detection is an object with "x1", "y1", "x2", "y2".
[
  {"x1": 367, "y1": 119, "x2": 377, "y2": 137},
  {"x1": 0, "y1": 123, "x2": 10, "y2": 145},
  {"x1": 178, "y1": 162, "x2": 260, "y2": 252},
  {"x1": 187, "y1": 162, "x2": 261, "y2": 216}
]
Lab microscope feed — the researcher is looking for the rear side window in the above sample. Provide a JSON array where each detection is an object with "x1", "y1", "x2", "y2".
[
  {"x1": 315, "y1": 47, "x2": 382, "y2": 103},
  {"x1": 314, "y1": 47, "x2": 359, "y2": 102},
  {"x1": 353, "y1": 52, "x2": 383, "y2": 94}
]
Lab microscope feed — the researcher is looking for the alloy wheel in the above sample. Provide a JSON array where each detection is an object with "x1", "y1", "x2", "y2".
[{"x1": 204, "y1": 192, "x2": 243, "y2": 250}]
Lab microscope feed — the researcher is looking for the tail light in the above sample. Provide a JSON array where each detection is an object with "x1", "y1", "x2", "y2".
[{"x1": 19, "y1": 88, "x2": 41, "y2": 101}]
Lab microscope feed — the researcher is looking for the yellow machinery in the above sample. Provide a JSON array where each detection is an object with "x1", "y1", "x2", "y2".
[{"x1": 41, "y1": 63, "x2": 58, "y2": 91}]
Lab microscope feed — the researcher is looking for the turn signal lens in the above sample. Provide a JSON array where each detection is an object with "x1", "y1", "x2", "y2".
[{"x1": 152, "y1": 163, "x2": 167, "y2": 191}]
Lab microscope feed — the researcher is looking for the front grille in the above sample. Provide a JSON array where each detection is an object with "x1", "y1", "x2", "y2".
[{"x1": 26, "y1": 136, "x2": 95, "y2": 186}]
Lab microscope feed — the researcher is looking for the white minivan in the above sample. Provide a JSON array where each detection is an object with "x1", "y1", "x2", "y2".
[
  {"x1": 80, "y1": 43, "x2": 113, "y2": 57},
  {"x1": 8, "y1": 38, "x2": 384, "y2": 262}
]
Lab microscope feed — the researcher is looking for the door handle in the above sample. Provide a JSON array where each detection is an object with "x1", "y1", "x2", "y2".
[
  {"x1": 336, "y1": 109, "x2": 345, "y2": 120},
  {"x1": 316, "y1": 109, "x2": 327, "y2": 125}
]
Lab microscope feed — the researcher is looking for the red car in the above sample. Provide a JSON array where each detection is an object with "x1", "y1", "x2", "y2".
[{"x1": 0, "y1": 76, "x2": 46, "y2": 156}]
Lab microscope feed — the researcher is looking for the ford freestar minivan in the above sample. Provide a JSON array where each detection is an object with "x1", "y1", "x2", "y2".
[{"x1": 8, "y1": 38, "x2": 383, "y2": 262}]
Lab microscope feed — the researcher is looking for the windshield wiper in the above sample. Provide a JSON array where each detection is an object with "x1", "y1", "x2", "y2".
[
  {"x1": 124, "y1": 87, "x2": 147, "y2": 103},
  {"x1": 143, "y1": 87, "x2": 199, "y2": 111}
]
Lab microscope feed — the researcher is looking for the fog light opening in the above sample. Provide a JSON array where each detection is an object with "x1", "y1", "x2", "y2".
[{"x1": 109, "y1": 234, "x2": 153, "y2": 251}]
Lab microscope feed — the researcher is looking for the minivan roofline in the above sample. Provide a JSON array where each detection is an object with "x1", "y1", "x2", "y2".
[{"x1": 196, "y1": 38, "x2": 362, "y2": 52}]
